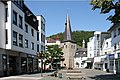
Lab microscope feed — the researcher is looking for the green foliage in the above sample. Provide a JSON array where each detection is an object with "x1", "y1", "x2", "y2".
[
  {"x1": 47, "y1": 30, "x2": 94, "y2": 48},
  {"x1": 44, "y1": 45, "x2": 64, "y2": 64},
  {"x1": 90, "y1": 0, "x2": 120, "y2": 24}
]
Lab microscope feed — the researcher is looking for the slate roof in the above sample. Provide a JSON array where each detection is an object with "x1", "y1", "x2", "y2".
[
  {"x1": 74, "y1": 48, "x2": 87, "y2": 58},
  {"x1": 64, "y1": 14, "x2": 72, "y2": 41}
]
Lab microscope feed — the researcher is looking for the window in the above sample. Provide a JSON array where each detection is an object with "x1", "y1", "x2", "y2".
[
  {"x1": 41, "y1": 21, "x2": 45, "y2": 31},
  {"x1": 25, "y1": 39, "x2": 28, "y2": 48},
  {"x1": 118, "y1": 28, "x2": 120, "y2": 35},
  {"x1": 114, "y1": 44, "x2": 117, "y2": 50},
  {"x1": 19, "y1": 15, "x2": 22, "y2": 29},
  {"x1": 37, "y1": 32, "x2": 39, "y2": 41},
  {"x1": 31, "y1": 42, "x2": 34, "y2": 50},
  {"x1": 118, "y1": 42, "x2": 120, "y2": 49},
  {"x1": 37, "y1": 44, "x2": 39, "y2": 52},
  {"x1": 114, "y1": 29, "x2": 116, "y2": 38},
  {"x1": 41, "y1": 45, "x2": 43, "y2": 51},
  {"x1": 41, "y1": 21, "x2": 43, "y2": 30},
  {"x1": 31, "y1": 29, "x2": 34, "y2": 36},
  {"x1": 5, "y1": 29, "x2": 8, "y2": 44},
  {"x1": 96, "y1": 34, "x2": 99, "y2": 40},
  {"x1": 41, "y1": 33, "x2": 43, "y2": 42},
  {"x1": 18, "y1": 1, "x2": 22, "y2": 7},
  {"x1": 41, "y1": 33, "x2": 45, "y2": 42},
  {"x1": 66, "y1": 45, "x2": 67, "y2": 48},
  {"x1": 19, "y1": 34, "x2": 23, "y2": 47},
  {"x1": 13, "y1": 11, "x2": 17, "y2": 25},
  {"x1": 13, "y1": 31, "x2": 17, "y2": 46},
  {"x1": 105, "y1": 52, "x2": 107, "y2": 55},
  {"x1": 106, "y1": 42, "x2": 108, "y2": 48},
  {"x1": 5, "y1": 8, "x2": 8, "y2": 22},
  {"x1": 25, "y1": 24, "x2": 28, "y2": 33},
  {"x1": 90, "y1": 54, "x2": 91, "y2": 57}
]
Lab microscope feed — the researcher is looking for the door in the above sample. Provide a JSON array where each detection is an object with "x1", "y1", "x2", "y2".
[
  {"x1": 9, "y1": 56, "x2": 17, "y2": 75},
  {"x1": 2, "y1": 55, "x2": 7, "y2": 76}
]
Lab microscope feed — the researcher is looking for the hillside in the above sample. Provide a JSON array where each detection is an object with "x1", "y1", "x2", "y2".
[{"x1": 48, "y1": 30, "x2": 94, "y2": 48}]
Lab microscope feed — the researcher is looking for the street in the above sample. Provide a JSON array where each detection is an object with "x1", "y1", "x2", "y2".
[{"x1": 1, "y1": 69, "x2": 120, "y2": 80}]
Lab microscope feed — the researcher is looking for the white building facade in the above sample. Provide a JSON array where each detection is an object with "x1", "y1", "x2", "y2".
[
  {"x1": 74, "y1": 48, "x2": 87, "y2": 68},
  {"x1": 101, "y1": 36, "x2": 112, "y2": 71},
  {"x1": 0, "y1": 1, "x2": 45, "y2": 76},
  {"x1": 87, "y1": 31, "x2": 109, "y2": 69},
  {"x1": 37, "y1": 15, "x2": 46, "y2": 53},
  {"x1": 108, "y1": 23, "x2": 120, "y2": 74}
]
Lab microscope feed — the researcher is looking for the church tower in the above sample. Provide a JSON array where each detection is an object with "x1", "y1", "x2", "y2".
[
  {"x1": 61, "y1": 14, "x2": 76, "y2": 69},
  {"x1": 64, "y1": 14, "x2": 72, "y2": 41}
]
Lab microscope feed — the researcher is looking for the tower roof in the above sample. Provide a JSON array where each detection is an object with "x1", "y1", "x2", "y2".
[{"x1": 64, "y1": 14, "x2": 73, "y2": 41}]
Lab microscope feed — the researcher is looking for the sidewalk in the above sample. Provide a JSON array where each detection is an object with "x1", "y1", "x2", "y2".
[{"x1": 1, "y1": 69, "x2": 120, "y2": 80}]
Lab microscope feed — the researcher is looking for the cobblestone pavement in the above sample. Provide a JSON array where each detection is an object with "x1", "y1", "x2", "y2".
[
  {"x1": 41, "y1": 69, "x2": 120, "y2": 80},
  {"x1": 1, "y1": 69, "x2": 120, "y2": 80}
]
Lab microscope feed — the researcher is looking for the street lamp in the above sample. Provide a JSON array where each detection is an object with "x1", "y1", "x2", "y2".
[{"x1": 37, "y1": 51, "x2": 44, "y2": 77}]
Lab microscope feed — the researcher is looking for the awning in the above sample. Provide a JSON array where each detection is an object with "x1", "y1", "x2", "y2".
[
  {"x1": 94, "y1": 61, "x2": 103, "y2": 64},
  {"x1": 85, "y1": 58, "x2": 93, "y2": 63}
]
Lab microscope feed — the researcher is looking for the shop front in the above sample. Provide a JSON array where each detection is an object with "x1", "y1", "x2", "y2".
[
  {"x1": 21, "y1": 57, "x2": 27, "y2": 74},
  {"x1": 116, "y1": 53, "x2": 120, "y2": 73},
  {"x1": 2, "y1": 55, "x2": 7, "y2": 76},
  {"x1": 109, "y1": 54, "x2": 114, "y2": 72}
]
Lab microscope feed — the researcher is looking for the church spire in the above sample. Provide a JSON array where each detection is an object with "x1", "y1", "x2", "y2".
[{"x1": 64, "y1": 14, "x2": 72, "y2": 41}]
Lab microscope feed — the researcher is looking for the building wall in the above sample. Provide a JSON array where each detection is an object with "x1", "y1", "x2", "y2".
[
  {"x1": 87, "y1": 37, "x2": 95, "y2": 58},
  {"x1": 109, "y1": 23, "x2": 120, "y2": 73},
  {"x1": 5, "y1": 1, "x2": 38, "y2": 55},
  {"x1": 0, "y1": 2, "x2": 6, "y2": 48},
  {"x1": 101, "y1": 37, "x2": 112, "y2": 55},
  {"x1": 74, "y1": 57, "x2": 87, "y2": 68},
  {"x1": 0, "y1": 1, "x2": 44, "y2": 76},
  {"x1": 37, "y1": 15, "x2": 46, "y2": 52}
]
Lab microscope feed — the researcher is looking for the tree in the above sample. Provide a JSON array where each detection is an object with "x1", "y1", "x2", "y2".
[
  {"x1": 90, "y1": 0, "x2": 120, "y2": 24},
  {"x1": 44, "y1": 45, "x2": 64, "y2": 69},
  {"x1": 48, "y1": 30, "x2": 94, "y2": 48}
]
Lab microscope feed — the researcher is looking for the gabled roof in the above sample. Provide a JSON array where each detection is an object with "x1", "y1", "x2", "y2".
[
  {"x1": 46, "y1": 38, "x2": 56, "y2": 43},
  {"x1": 108, "y1": 23, "x2": 120, "y2": 32}
]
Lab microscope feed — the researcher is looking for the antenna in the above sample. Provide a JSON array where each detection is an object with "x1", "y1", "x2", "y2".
[{"x1": 66, "y1": 8, "x2": 70, "y2": 16}]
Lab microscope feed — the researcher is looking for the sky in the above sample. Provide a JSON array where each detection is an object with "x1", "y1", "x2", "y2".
[{"x1": 24, "y1": 0, "x2": 114, "y2": 37}]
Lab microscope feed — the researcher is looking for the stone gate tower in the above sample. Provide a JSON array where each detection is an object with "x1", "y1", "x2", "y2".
[{"x1": 61, "y1": 14, "x2": 76, "y2": 69}]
